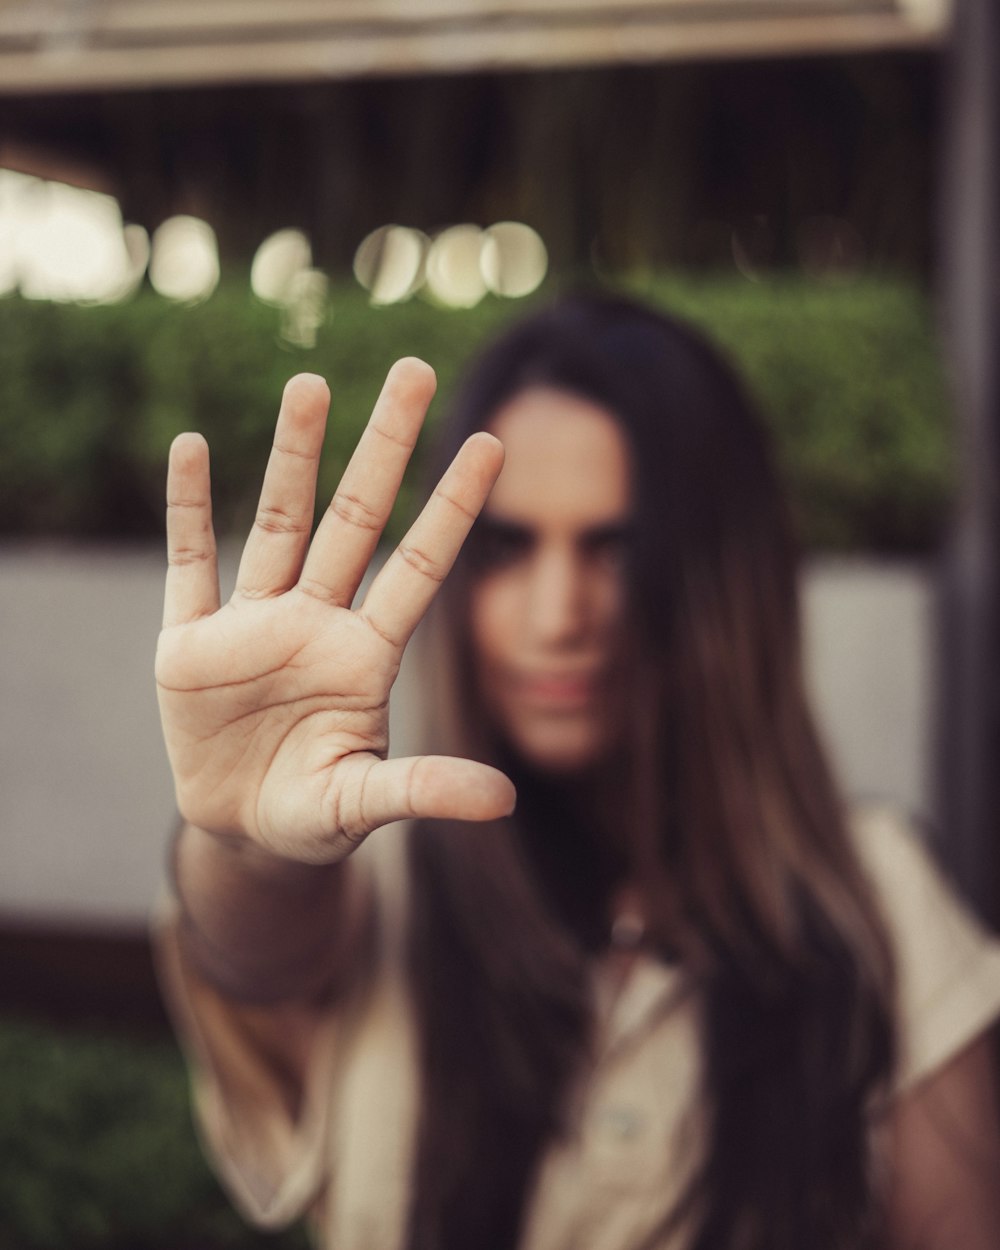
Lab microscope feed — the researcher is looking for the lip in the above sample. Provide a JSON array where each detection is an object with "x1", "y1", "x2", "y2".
[{"x1": 509, "y1": 670, "x2": 601, "y2": 710}]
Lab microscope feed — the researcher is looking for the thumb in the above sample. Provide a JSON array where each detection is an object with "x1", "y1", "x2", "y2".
[{"x1": 339, "y1": 753, "x2": 516, "y2": 837}]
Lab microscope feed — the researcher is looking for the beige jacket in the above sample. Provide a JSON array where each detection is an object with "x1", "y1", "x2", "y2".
[{"x1": 158, "y1": 806, "x2": 1000, "y2": 1250}]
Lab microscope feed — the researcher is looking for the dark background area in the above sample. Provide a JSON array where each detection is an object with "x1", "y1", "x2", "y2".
[{"x1": 1, "y1": 52, "x2": 940, "y2": 276}]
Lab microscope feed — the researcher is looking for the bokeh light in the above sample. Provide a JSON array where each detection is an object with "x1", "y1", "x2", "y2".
[
  {"x1": 149, "y1": 215, "x2": 219, "y2": 302},
  {"x1": 353, "y1": 220, "x2": 548, "y2": 306},
  {"x1": 354, "y1": 224, "x2": 428, "y2": 305},
  {"x1": 0, "y1": 169, "x2": 35, "y2": 296},
  {"x1": 280, "y1": 268, "x2": 329, "y2": 349},
  {"x1": 119, "y1": 224, "x2": 152, "y2": 298},
  {"x1": 251, "y1": 228, "x2": 312, "y2": 305},
  {"x1": 425, "y1": 224, "x2": 487, "y2": 308},
  {"x1": 481, "y1": 221, "x2": 548, "y2": 297},
  {"x1": 0, "y1": 169, "x2": 145, "y2": 303}
]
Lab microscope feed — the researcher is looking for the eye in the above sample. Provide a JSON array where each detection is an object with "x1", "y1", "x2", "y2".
[
  {"x1": 582, "y1": 525, "x2": 631, "y2": 569},
  {"x1": 467, "y1": 519, "x2": 534, "y2": 572}
]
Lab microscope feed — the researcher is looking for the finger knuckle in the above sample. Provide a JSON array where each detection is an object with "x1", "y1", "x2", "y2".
[
  {"x1": 296, "y1": 576, "x2": 338, "y2": 605},
  {"x1": 168, "y1": 545, "x2": 213, "y2": 567},
  {"x1": 358, "y1": 609, "x2": 399, "y2": 648},
  {"x1": 405, "y1": 757, "x2": 424, "y2": 816},
  {"x1": 254, "y1": 505, "x2": 309, "y2": 536},
  {"x1": 329, "y1": 492, "x2": 381, "y2": 532},
  {"x1": 273, "y1": 440, "x2": 314, "y2": 463},
  {"x1": 398, "y1": 543, "x2": 445, "y2": 582},
  {"x1": 371, "y1": 421, "x2": 415, "y2": 451},
  {"x1": 435, "y1": 486, "x2": 477, "y2": 522}
]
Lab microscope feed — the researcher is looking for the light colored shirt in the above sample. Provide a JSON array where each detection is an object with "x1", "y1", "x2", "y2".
[{"x1": 158, "y1": 806, "x2": 1000, "y2": 1250}]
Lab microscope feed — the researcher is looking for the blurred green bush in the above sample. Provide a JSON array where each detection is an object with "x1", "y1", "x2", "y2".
[
  {"x1": 0, "y1": 1016, "x2": 309, "y2": 1250},
  {"x1": 0, "y1": 276, "x2": 953, "y2": 551}
]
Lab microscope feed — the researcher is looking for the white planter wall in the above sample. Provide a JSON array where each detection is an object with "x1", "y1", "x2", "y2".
[
  {"x1": 801, "y1": 559, "x2": 935, "y2": 822},
  {"x1": 0, "y1": 545, "x2": 937, "y2": 929}
]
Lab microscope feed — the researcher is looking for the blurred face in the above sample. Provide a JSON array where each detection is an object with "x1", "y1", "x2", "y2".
[{"x1": 469, "y1": 387, "x2": 632, "y2": 774}]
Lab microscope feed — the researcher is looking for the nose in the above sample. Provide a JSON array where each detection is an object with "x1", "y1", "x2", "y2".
[{"x1": 524, "y1": 546, "x2": 586, "y2": 646}]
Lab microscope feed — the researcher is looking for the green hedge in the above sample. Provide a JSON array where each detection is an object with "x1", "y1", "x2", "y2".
[
  {"x1": 0, "y1": 1016, "x2": 309, "y2": 1250},
  {"x1": 0, "y1": 276, "x2": 953, "y2": 551}
]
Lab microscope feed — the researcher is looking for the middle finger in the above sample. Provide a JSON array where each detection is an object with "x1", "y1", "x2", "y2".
[{"x1": 298, "y1": 357, "x2": 437, "y2": 606}]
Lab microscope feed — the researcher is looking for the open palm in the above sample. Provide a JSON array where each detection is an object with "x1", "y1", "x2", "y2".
[{"x1": 155, "y1": 360, "x2": 513, "y2": 864}]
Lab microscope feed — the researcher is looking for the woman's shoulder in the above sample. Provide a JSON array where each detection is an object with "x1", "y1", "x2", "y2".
[
  {"x1": 848, "y1": 801, "x2": 994, "y2": 951},
  {"x1": 847, "y1": 802, "x2": 1000, "y2": 1091},
  {"x1": 848, "y1": 802, "x2": 954, "y2": 903}
]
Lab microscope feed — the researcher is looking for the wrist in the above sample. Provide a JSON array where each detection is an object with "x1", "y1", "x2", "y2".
[
  {"x1": 168, "y1": 821, "x2": 357, "y2": 1004},
  {"x1": 172, "y1": 821, "x2": 343, "y2": 894}
]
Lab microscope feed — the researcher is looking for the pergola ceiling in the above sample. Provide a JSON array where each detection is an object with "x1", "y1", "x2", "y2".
[{"x1": 0, "y1": 0, "x2": 951, "y2": 94}]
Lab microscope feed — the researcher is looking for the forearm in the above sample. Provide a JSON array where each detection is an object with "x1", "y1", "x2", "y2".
[{"x1": 170, "y1": 822, "x2": 368, "y2": 1005}]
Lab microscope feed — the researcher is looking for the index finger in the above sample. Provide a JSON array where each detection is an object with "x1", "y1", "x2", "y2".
[{"x1": 163, "y1": 432, "x2": 220, "y2": 627}]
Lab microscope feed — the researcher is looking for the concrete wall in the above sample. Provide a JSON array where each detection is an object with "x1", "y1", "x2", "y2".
[{"x1": 0, "y1": 544, "x2": 937, "y2": 930}]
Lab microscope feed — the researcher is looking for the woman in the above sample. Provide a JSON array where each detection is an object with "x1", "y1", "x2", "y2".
[{"x1": 157, "y1": 293, "x2": 1000, "y2": 1250}]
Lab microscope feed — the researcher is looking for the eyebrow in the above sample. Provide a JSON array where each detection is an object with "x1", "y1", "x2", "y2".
[
  {"x1": 477, "y1": 514, "x2": 633, "y2": 545},
  {"x1": 581, "y1": 521, "x2": 633, "y2": 543}
]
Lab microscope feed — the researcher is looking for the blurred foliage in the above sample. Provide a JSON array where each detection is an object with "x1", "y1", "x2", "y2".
[
  {"x1": 629, "y1": 274, "x2": 955, "y2": 551},
  {"x1": 0, "y1": 1015, "x2": 309, "y2": 1250},
  {"x1": 0, "y1": 275, "x2": 953, "y2": 551}
]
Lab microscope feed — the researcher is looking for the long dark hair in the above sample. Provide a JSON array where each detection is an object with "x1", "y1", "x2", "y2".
[{"x1": 404, "y1": 292, "x2": 896, "y2": 1250}]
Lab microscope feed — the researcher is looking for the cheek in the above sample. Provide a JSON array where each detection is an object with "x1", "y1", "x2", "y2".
[
  {"x1": 469, "y1": 574, "x2": 520, "y2": 667},
  {"x1": 601, "y1": 572, "x2": 625, "y2": 626},
  {"x1": 591, "y1": 565, "x2": 627, "y2": 642}
]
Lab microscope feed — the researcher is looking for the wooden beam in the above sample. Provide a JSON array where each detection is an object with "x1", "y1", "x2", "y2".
[
  {"x1": 0, "y1": 7, "x2": 949, "y2": 94},
  {"x1": 0, "y1": 0, "x2": 919, "y2": 38}
]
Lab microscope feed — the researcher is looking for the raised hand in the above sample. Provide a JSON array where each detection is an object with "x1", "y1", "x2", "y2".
[{"x1": 155, "y1": 360, "x2": 514, "y2": 863}]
